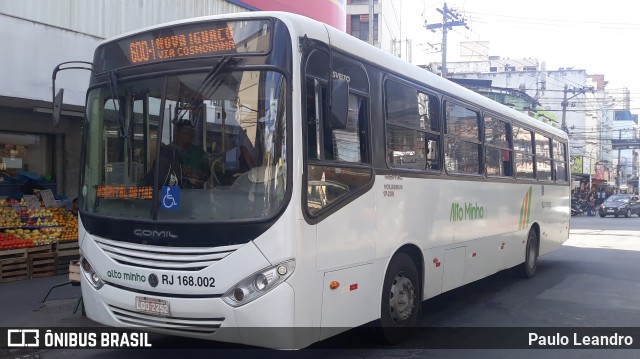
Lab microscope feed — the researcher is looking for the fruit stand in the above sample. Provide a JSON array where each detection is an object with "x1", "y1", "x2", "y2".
[{"x1": 0, "y1": 191, "x2": 79, "y2": 282}]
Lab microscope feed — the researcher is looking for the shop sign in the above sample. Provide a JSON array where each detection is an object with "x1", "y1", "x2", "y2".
[
  {"x1": 570, "y1": 156, "x2": 583, "y2": 174},
  {"x1": 24, "y1": 195, "x2": 40, "y2": 210},
  {"x1": 40, "y1": 189, "x2": 56, "y2": 208}
]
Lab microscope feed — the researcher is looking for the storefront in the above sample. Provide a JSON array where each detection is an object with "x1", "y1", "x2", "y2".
[
  {"x1": 0, "y1": 15, "x2": 91, "y2": 280},
  {"x1": 0, "y1": 103, "x2": 83, "y2": 200}
]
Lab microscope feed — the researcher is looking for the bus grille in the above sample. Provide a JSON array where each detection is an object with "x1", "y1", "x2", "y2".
[
  {"x1": 109, "y1": 305, "x2": 223, "y2": 334},
  {"x1": 94, "y1": 237, "x2": 241, "y2": 271}
]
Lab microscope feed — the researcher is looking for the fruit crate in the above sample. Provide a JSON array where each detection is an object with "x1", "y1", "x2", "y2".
[
  {"x1": 55, "y1": 241, "x2": 80, "y2": 275},
  {"x1": 0, "y1": 248, "x2": 29, "y2": 283},
  {"x1": 29, "y1": 251, "x2": 57, "y2": 279}
]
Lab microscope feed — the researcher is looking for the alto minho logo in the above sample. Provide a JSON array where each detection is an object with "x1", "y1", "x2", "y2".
[{"x1": 449, "y1": 201, "x2": 484, "y2": 222}]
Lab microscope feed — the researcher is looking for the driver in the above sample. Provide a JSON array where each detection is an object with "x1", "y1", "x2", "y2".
[{"x1": 158, "y1": 121, "x2": 210, "y2": 189}]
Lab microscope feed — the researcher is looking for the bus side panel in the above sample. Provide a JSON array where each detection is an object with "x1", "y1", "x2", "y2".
[
  {"x1": 319, "y1": 263, "x2": 378, "y2": 338},
  {"x1": 315, "y1": 191, "x2": 379, "y2": 330},
  {"x1": 373, "y1": 176, "x2": 453, "y2": 259},
  {"x1": 315, "y1": 192, "x2": 376, "y2": 271}
]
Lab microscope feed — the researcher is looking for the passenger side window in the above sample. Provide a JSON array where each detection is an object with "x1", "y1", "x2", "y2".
[
  {"x1": 553, "y1": 140, "x2": 568, "y2": 181},
  {"x1": 513, "y1": 126, "x2": 535, "y2": 179},
  {"x1": 484, "y1": 115, "x2": 512, "y2": 177},
  {"x1": 384, "y1": 80, "x2": 440, "y2": 170},
  {"x1": 444, "y1": 101, "x2": 481, "y2": 175},
  {"x1": 535, "y1": 133, "x2": 552, "y2": 181}
]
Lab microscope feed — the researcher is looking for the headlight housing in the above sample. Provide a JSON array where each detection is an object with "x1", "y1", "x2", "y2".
[
  {"x1": 80, "y1": 256, "x2": 104, "y2": 289},
  {"x1": 222, "y1": 260, "x2": 295, "y2": 307}
]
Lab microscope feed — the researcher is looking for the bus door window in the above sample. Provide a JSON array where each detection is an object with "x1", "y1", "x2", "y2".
[{"x1": 303, "y1": 49, "x2": 372, "y2": 216}]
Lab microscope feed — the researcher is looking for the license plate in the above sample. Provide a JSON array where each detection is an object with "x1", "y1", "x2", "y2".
[
  {"x1": 607, "y1": 209, "x2": 614, "y2": 212},
  {"x1": 135, "y1": 296, "x2": 171, "y2": 317}
]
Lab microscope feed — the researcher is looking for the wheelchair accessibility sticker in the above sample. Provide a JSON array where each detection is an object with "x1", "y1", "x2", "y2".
[{"x1": 161, "y1": 186, "x2": 180, "y2": 210}]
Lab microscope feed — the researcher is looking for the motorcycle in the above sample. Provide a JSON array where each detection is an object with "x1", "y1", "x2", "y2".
[{"x1": 571, "y1": 198, "x2": 592, "y2": 216}]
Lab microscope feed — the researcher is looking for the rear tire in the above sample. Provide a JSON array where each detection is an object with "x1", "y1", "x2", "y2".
[
  {"x1": 517, "y1": 228, "x2": 538, "y2": 279},
  {"x1": 378, "y1": 252, "x2": 420, "y2": 345}
]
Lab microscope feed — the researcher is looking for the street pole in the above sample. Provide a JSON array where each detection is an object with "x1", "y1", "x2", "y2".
[
  {"x1": 561, "y1": 84, "x2": 568, "y2": 133},
  {"x1": 425, "y1": 2, "x2": 468, "y2": 78},
  {"x1": 441, "y1": 3, "x2": 448, "y2": 77},
  {"x1": 618, "y1": 129, "x2": 622, "y2": 190},
  {"x1": 368, "y1": 0, "x2": 374, "y2": 46}
]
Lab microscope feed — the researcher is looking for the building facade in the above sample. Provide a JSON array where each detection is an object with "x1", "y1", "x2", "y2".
[{"x1": 345, "y1": 0, "x2": 404, "y2": 60}]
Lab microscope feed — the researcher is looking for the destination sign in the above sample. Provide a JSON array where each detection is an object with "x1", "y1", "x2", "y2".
[
  {"x1": 94, "y1": 20, "x2": 271, "y2": 72},
  {"x1": 128, "y1": 26, "x2": 236, "y2": 64}
]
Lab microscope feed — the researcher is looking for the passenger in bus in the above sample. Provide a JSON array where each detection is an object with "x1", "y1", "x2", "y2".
[{"x1": 501, "y1": 149, "x2": 513, "y2": 176}]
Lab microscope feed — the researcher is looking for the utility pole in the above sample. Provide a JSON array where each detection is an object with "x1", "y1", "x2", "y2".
[
  {"x1": 618, "y1": 129, "x2": 622, "y2": 189},
  {"x1": 425, "y1": 2, "x2": 468, "y2": 77},
  {"x1": 561, "y1": 85, "x2": 594, "y2": 133},
  {"x1": 561, "y1": 84, "x2": 569, "y2": 133},
  {"x1": 368, "y1": 0, "x2": 375, "y2": 46}
]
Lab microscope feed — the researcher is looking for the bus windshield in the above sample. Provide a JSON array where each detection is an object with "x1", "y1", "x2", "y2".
[{"x1": 81, "y1": 68, "x2": 287, "y2": 222}]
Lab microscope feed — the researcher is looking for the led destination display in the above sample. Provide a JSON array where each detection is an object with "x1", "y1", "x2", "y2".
[{"x1": 95, "y1": 20, "x2": 271, "y2": 72}]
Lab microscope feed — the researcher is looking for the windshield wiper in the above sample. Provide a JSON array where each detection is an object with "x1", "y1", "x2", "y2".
[
  {"x1": 107, "y1": 69, "x2": 128, "y2": 138},
  {"x1": 173, "y1": 56, "x2": 235, "y2": 123}
]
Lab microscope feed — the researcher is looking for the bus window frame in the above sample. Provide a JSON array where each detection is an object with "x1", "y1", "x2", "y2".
[
  {"x1": 533, "y1": 131, "x2": 554, "y2": 183},
  {"x1": 300, "y1": 44, "x2": 374, "y2": 224},
  {"x1": 382, "y1": 76, "x2": 443, "y2": 174},
  {"x1": 442, "y1": 97, "x2": 484, "y2": 178},
  {"x1": 483, "y1": 111, "x2": 515, "y2": 180},
  {"x1": 78, "y1": 61, "x2": 297, "y2": 247},
  {"x1": 512, "y1": 124, "x2": 538, "y2": 181},
  {"x1": 552, "y1": 138, "x2": 569, "y2": 183}
]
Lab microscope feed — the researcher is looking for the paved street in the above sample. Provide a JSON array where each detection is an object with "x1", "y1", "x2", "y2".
[{"x1": 2, "y1": 215, "x2": 640, "y2": 358}]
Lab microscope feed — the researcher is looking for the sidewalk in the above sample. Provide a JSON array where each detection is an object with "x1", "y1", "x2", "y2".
[{"x1": 0, "y1": 274, "x2": 95, "y2": 328}]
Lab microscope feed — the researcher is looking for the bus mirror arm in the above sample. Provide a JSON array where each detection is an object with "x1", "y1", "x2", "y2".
[
  {"x1": 51, "y1": 61, "x2": 95, "y2": 127},
  {"x1": 329, "y1": 78, "x2": 349, "y2": 130}
]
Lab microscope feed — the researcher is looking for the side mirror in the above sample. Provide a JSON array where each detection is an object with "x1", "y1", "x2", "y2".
[
  {"x1": 329, "y1": 78, "x2": 349, "y2": 130},
  {"x1": 52, "y1": 89, "x2": 64, "y2": 127}
]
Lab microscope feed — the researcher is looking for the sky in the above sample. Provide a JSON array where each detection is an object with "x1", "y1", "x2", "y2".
[{"x1": 399, "y1": 0, "x2": 640, "y2": 111}]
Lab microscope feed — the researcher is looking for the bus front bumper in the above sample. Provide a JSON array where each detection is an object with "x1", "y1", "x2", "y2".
[{"x1": 80, "y1": 274, "x2": 296, "y2": 348}]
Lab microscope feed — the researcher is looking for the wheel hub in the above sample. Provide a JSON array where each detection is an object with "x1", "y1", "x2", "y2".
[{"x1": 389, "y1": 273, "x2": 415, "y2": 323}]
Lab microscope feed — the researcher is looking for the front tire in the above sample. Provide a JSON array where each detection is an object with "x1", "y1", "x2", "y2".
[
  {"x1": 517, "y1": 228, "x2": 538, "y2": 279},
  {"x1": 625, "y1": 209, "x2": 631, "y2": 218},
  {"x1": 379, "y1": 252, "x2": 420, "y2": 344},
  {"x1": 599, "y1": 213, "x2": 606, "y2": 218}
]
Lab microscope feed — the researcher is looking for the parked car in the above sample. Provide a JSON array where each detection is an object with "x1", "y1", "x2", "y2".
[{"x1": 599, "y1": 194, "x2": 640, "y2": 218}]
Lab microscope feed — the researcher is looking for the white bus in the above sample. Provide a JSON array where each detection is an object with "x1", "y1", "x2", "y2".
[{"x1": 57, "y1": 11, "x2": 570, "y2": 349}]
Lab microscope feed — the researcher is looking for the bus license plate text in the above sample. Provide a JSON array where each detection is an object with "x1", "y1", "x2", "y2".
[
  {"x1": 162, "y1": 274, "x2": 215, "y2": 287},
  {"x1": 135, "y1": 296, "x2": 170, "y2": 316}
]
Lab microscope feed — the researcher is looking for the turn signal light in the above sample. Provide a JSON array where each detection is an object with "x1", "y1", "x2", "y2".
[{"x1": 329, "y1": 281, "x2": 340, "y2": 290}]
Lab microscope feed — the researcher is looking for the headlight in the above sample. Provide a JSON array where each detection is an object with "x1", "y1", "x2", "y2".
[
  {"x1": 222, "y1": 260, "x2": 295, "y2": 307},
  {"x1": 600, "y1": 204, "x2": 605, "y2": 209},
  {"x1": 80, "y1": 256, "x2": 104, "y2": 289}
]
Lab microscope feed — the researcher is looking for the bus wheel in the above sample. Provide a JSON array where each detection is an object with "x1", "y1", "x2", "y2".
[
  {"x1": 379, "y1": 252, "x2": 420, "y2": 344},
  {"x1": 518, "y1": 228, "x2": 538, "y2": 279}
]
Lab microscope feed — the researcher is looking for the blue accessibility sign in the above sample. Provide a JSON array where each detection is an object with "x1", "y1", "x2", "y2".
[{"x1": 161, "y1": 186, "x2": 180, "y2": 210}]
